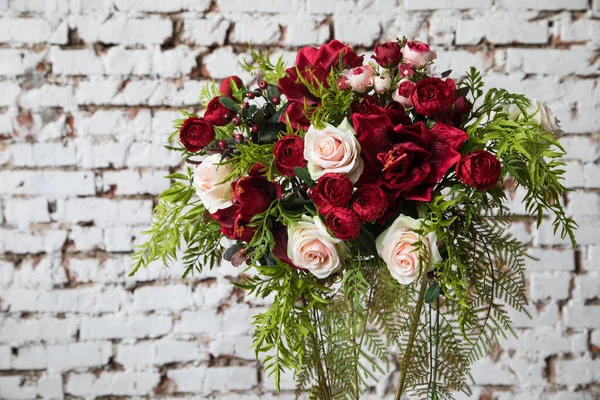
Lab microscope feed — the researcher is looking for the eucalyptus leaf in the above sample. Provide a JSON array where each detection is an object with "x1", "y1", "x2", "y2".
[{"x1": 219, "y1": 96, "x2": 239, "y2": 112}]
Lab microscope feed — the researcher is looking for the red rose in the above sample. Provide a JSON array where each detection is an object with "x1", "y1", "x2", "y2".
[
  {"x1": 350, "y1": 95, "x2": 411, "y2": 126},
  {"x1": 272, "y1": 225, "x2": 305, "y2": 270},
  {"x1": 204, "y1": 96, "x2": 236, "y2": 126},
  {"x1": 372, "y1": 42, "x2": 402, "y2": 68},
  {"x1": 456, "y1": 150, "x2": 501, "y2": 191},
  {"x1": 430, "y1": 123, "x2": 468, "y2": 151},
  {"x1": 211, "y1": 203, "x2": 238, "y2": 239},
  {"x1": 452, "y1": 96, "x2": 473, "y2": 126},
  {"x1": 220, "y1": 75, "x2": 243, "y2": 97},
  {"x1": 310, "y1": 173, "x2": 354, "y2": 215},
  {"x1": 352, "y1": 185, "x2": 388, "y2": 222},
  {"x1": 325, "y1": 207, "x2": 361, "y2": 241},
  {"x1": 274, "y1": 135, "x2": 307, "y2": 177},
  {"x1": 410, "y1": 78, "x2": 456, "y2": 117},
  {"x1": 179, "y1": 117, "x2": 215, "y2": 152}
]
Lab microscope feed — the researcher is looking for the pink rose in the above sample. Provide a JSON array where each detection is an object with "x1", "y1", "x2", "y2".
[
  {"x1": 347, "y1": 65, "x2": 375, "y2": 94},
  {"x1": 402, "y1": 41, "x2": 437, "y2": 67},
  {"x1": 392, "y1": 79, "x2": 415, "y2": 108},
  {"x1": 374, "y1": 73, "x2": 392, "y2": 94}
]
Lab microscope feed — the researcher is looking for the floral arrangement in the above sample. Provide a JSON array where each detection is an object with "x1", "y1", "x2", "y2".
[{"x1": 132, "y1": 39, "x2": 576, "y2": 399}]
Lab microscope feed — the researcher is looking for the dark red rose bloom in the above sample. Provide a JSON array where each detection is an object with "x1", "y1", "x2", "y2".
[
  {"x1": 278, "y1": 40, "x2": 363, "y2": 129},
  {"x1": 350, "y1": 95, "x2": 411, "y2": 126},
  {"x1": 272, "y1": 225, "x2": 306, "y2": 271},
  {"x1": 372, "y1": 42, "x2": 402, "y2": 68},
  {"x1": 456, "y1": 150, "x2": 501, "y2": 191},
  {"x1": 325, "y1": 207, "x2": 362, "y2": 241},
  {"x1": 274, "y1": 135, "x2": 307, "y2": 177},
  {"x1": 220, "y1": 75, "x2": 243, "y2": 96},
  {"x1": 204, "y1": 96, "x2": 236, "y2": 126},
  {"x1": 310, "y1": 173, "x2": 354, "y2": 215},
  {"x1": 410, "y1": 78, "x2": 456, "y2": 117},
  {"x1": 430, "y1": 123, "x2": 468, "y2": 151},
  {"x1": 179, "y1": 117, "x2": 215, "y2": 152},
  {"x1": 211, "y1": 203, "x2": 238, "y2": 239},
  {"x1": 352, "y1": 185, "x2": 388, "y2": 222},
  {"x1": 352, "y1": 113, "x2": 468, "y2": 205},
  {"x1": 452, "y1": 96, "x2": 473, "y2": 126}
]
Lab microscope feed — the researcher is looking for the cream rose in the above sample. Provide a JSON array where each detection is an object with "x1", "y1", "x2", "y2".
[
  {"x1": 287, "y1": 215, "x2": 350, "y2": 279},
  {"x1": 304, "y1": 118, "x2": 364, "y2": 183},
  {"x1": 376, "y1": 215, "x2": 441, "y2": 285},
  {"x1": 374, "y1": 73, "x2": 392, "y2": 94},
  {"x1": 193, "y1": 154, "x2": 234, "y2": 213},
  {"x1": 347, "y1": 65, "x2": 375, "y2": 94},
  {"x1": 505, "y1": 102, "x2": 564, "y2": 139}
]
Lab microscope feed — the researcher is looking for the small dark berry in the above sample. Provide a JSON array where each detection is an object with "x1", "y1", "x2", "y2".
[
  {"x1": 242, "y1": 101, "x2": 250, "y2": 109},
  {"x1": 272, "y1": 96, "x2": 281, "y2": 105},
  {"x1": 234, "y1": 133, "x2": 244, "y2": 142},
  {"x1": 247, "y1": 92, "x2": 255, "y2": 99},
  {"x1": 300, "y1": 184, "x2": 308, "y2": 192},
  {"x1": 231, "y1": 116, "x2": 241, "y2": 126},
  {"x1": 218, "y1": 140, "x2": 227, "y2": 150},
  {"x1": 258, "y1": 80, "x2": 268, "y2": 90},
  {"x1": 254, "y1": 88, "x2": 263, "y2": 96},
  {"x1": 251, "y1": 124, "x2": 260, "y2": 133}
]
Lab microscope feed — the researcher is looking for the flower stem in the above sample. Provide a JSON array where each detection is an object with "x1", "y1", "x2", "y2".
[{"x1": 394, "y1": 279, "x2": 428, "y2": 400}]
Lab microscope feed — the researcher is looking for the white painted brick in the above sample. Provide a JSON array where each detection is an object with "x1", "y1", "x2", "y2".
[
  {"x1": 10, "y1": 142, "x2": 77, "y2": 167},
  {"x1": 0, "y1": 18, "x2": 67, "y2": 44},
  {"x1": 10, "y1": 0, "x2": 69, "y2": 14},
  {"x1": 434, "y1": 50, "x2": 486, "y2": 77},
  {"x1": 456, "y1": 16, "x2": 548, "y2": 45},
  {"x1": 208, "y1": 334, "x2": 254, "y2": 359},
  {"x1": 573, "y1": 273, "x2": 600, "y2": 299},
  {"x1": 307, "y1": 0, "x2": 396, "y2": 14},
  {"x1": 10, "y1": 345, "x2": 48, "y2": 370},
  {"x1": 56, "y1": 198, "x2": 152, "y2": 227},
  {"x1": 193, "y1": 280, "x2": 233, "y2": 309},
  {"x1": 76, "y1": 140, "x2": 128, "y2": 168},
  {"x1": 545, "y1": 393, "x2": 596, "y2": 400},
  {"x1": 529, "y1": 272, "x2": 571, "y2": 301},
  {"x1": 126, "y1": 141, "x2": 182, "y2": 167},
  {"x1": 153, "y1": 46, "x2": 199, "y2": 78},
  {"x1": 9, "y1": 255, "x2": 67, "y2": 289},
  {"x1": 280, "y1": 16, "x2": 330, "y2": 46},
  {"x1": 111, "y1": 80, "x2": 159, "y2": 106},
  {"x1": 470, "y1": 358, "x2": 516, "y2": 385},
  {"x1": 584, "y1": 163, "x2": 600, "y2": 188},
  {"x1": 216, "y1": 0, "x2": 300, "y2": 12},
  {"x1": 46, "y1": 342, "x2": 112, "y2": 371},
  {"x1": 0, "y1": 170, "x2": 95, "y2": 196},
  {"x1": 205, "y1": 366, "x2": 258, "y2": 392},
  {"x1": 102, "y1": 169, "x2": 169, "y2": 195},
  {"x1": 405, "y1": 0, "x2": 492, "y2": 10},
  {"x1": 526, "y1": 248, "x2": 575, "y2": 272},
  {"x1": 64, "y1": 257, "x2": 117, "y2": 283},
  {"x1": 502, "y1": 327, "x2": 587, "y2": 354},
  {"x1": 49, "y1": 48, "x2": 104, "y2": 76},
  {"x1": 177, "y1": 310, "x2": 222, "y2": 335},
  {"x1": 4, "y1": 198, "x2": 50, "y2": 229},
  {"x1": 73, "y1": 109, "x2": 152, "y2": 137},
  {"x1": 0, "y1": 260, "x2": 14, "y2": 288},
  {"x1": 0, "y1": 317, "x2": 78, "y2": 346},
  {"x1": 506, "y1": 49, "x2": 597, "y2": 75},
  {"x1": 334, "y1": 16, "x2": 381, "y2": 46},
  {"x1": 0, "y1": 346, "x2": 10, "y2": 369},
  {"x1": 564, "y1": 304, "x2": 600, "y2": 328},
  {"x1": 0, "y1": 229, "x2": 67, "y2": 254},
  {"x1": 202, "y1": 47, "x2": 253, "y2": 81},
  {"x1": 555, "y1": 359, "x2": 600, "y2": 385},
  {"x1": 67, "y1": 226, "x2": 104, "y2": 252},
  {"x1": 560, "y1": 19, "x2": 600, "y2": 44},
  {"x1": 182, "y1": 17, "x2": 230, "y2": 46},
  {"x1": 561, "y1": 106, "x2": 600, "y2": 133},
  {"x1": 498, "y1": 0, "x2": 588, "y2": 10},
  {"x1": 568, "y1": 191, "x2": 599, "y2": 218},
  {"x1": 577, "y1": 218, "x2": 600, "y2": 245},
  {"x1": 114, "y1": 0, "x2": 212, "y2": 12},
  {"x1": 18, "y1": 84, "x2": 75, "y2": 110},
  {"x1": 231, "y1": 17, "x2": 280, "y2": 45},
  {"x1": 133, "y1": 285, "x2": 193, "y2": 312},
  {"x1": 508, "y1": 303, "x2": 559, "y2": 328},
  {"x1": 75, "y1": 78, "x2": 121, "y2": 105},
  {"x1": 116, "y1": 340, "x2": 209, "y2": 369},
  {"x1": 148, "y1": 80, "x2": 208, "y2": 106},
  {"x1": 103, "y1": 47, "x2": 152, "y2": 76},
  {"x1": 564, "y1": 162, "x2": 585, "y2": 187},
  {"x1": 221, "y1": 304, "x2": 261, "y2": 336},
  {"x1": 0, "y1": 49, "x2": 46, "y2": 77},
  {"x1": 70, "y1": 0, "x2": 113, "y2": 14},
  {"x1": 80, "y1": 315, "x2": 173, "y2": 339},
  {"x1": 0, "y1": 377, "x2": 35, "y2": 399},
  {"x1": 167, "y1": 366, "x2": 207, "y2": 393},
  {"x1": 0, "y1": 81, "x2": 20, "y2": 106},
  {"x1": 103, "y1": 227, "x2": 137, "y2": 252},
  {"x1": 65, "y1": 372, "x2": 161, "y2": 396},
  {"x1": 560, "y1": 136, "x2": 600, "y2": 162},
  {"x1": 76, "y1": 16, "x2": 172, "y2": 45}
]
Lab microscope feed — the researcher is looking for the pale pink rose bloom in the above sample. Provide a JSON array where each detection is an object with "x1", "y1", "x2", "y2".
[
  {"x1": 193, "y1": 154, "x2": 234, "y2": 213},
  {"x1": 376, "y1": 215, "x2": 441, "y2": 285},
  {"x1": 374, "y1": 74, "x2": 392, "y2": 94},
  {"x1": 347, "y1": 65, "x2": 375, "y2": 93},
  {"x1": 402, "y1": 41, "x2": 437, "y2": 67},
  {"x1": 392, "y1": 79, "x2": 416, "y2": 108}
]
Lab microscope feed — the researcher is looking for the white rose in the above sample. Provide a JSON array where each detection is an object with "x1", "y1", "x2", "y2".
[
  {"x1": 376, "y1": 215, "x2": 441, "y2": 285},
  {"x1": 287, "y1": 215, "x2": 350, "y2": 279},
  {"x1": 374, "y1": 73, "x2": 392, "y2": 94},
  {"x1": 193, "y1": 154, "x2": 234, "y2": 213},
  {"x1": 304, "y1": 118, "x2": 364, "y2": 183},
  {"x1": 504, "y1": 101, "x2": 564, "y2": 139}
]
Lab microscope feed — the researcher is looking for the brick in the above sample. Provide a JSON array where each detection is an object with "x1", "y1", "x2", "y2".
[
  {"x1": 76, "y1": 140, "x2": 128, "y2": 168},
  {"x1": 0, "y1": 18, "x2": 67, "y2": 44},
  {"x1": 231, "y1": 17, "x2": 280, "y2": 45},
  {"x1": 456, "y1": 16, "x2": 548, "y2": 45},
  {"x1": 49, "y1": 49, "x2": 104, "y2": 76},
  {"x1": 560, "y1": 136, "x2": 600, "y2": 162},
  {"x1": 0, "y1": 49, "x2": 46, "y2": 76},
  {"x1": 0, "y1": 170, "x2": 95, "y2": 196},
  {"x1": 9, "y1": 255, "x2": 67, "y2": 289},
  {"x1": 111, "y1": 80, "x2": 159, "y2": 105},
  {"x1": 56, "y1": 198, "x2": 152, "y2": 227},
  {"x1": 555, "y1": 359, "x2": 600, "y2": 385},
  {"x1": 0, "y1": 318, "x2": 78, "y2": 346},
  {"x1": 208, "y1": 334, "x2": 254, "y2": 359},
  {"x1": 46, "y1": 342, "x2": 112, "y2": 371},
  {"x1": 103, "y1": 47, "x2": 153, "y2": 76},
  {"x1": 167, "y1": 366, "x2": 208, "y2": 393},
  {"x1": 133, "y1": 285, "x2": 193, "y2": 312},
  {"x1": 126, "y1": 142, "x2": 182, "y2": 167},
  {"x1": 9, "y1": 142, "x2": 77, "y2": 167},
  {"x1": 4, "y1": 198, "x2": 51, "y2": 229},
  {"x1": 76, "y1": 16, "x2": 173, "y2": 45},
  {"x1": 564, "y1": 304, "x2": 600, "y2": 328},
  {"x1": 279, "y1": 16, "x2": 330, "y2": 46},
  {"x1": 204, "y1": 366, "x2": 258, "y2": 392},
  {"x1": 502, "y1": 327, "x2": 587, "y2": 354},
  {"x1": 114, "y1": 0, "x2": 212, "y2": 12},
  {"x1": 0, "y1": 81, "x2": 20, "y2": 106},
  {"x1": 73, "y1": 109, "x2": 152, "y2": 137},
  {"x1": 216, "y1": 0, "x2": 299, "y2": 12},
  {"x1": 65, "y1": 372, "x2": 161, "y2": 396},
  {"x1": 568, "y1": 191, "x2": 599, "y2": 218},
  {"x1": 497, "y1": 0, "x2": 588, "y2": 10},
  {"x1": 506, "y1": 49, "x2": 597, "y2": 75},
  {"x1": 116, "y1": 340, "x2": 209, "y2": 369},
  {"x1": 202, "y1": 47, "x2": 253, "y2": 81},
  {"x1": 80, "y1": 315, "x2": 173, "y2": 339},
  {"x1": 508, "y1": 303, "x2": 559, "y2": 328},
  {"x1": 10, "y1": 345, "x2": 47, "y2": 370},
  {"x1": 68, "y1": 226, "x2": 104, "y2": 252},
  {"x1": 0, "y1": 229, "x2": 67, "y2": 254},
  {"x1": 334, "y1": 16, "x2": 381, "y2": 46},
  {"x1": 102, "y1": 169, "x2": 169, "y2": 195},
  {"x1": 560, "y1": 19, "x2": 600, "y2": 44},
  {"x1": 529, "y1": 272, "x2": 571, "y2": 301},
  {"x1": 469, "y1": 358, "x2": 516, "y2": 385},
  {"x1": 18, "y1": 84, "x2": 75, "y2": 110},
  {"x1": 104, "y1": 227, "x2": 138, "y2": 252},
  {"x1": 434, "y1": 50, "x2": 486, "y2": 77},
  {"x1": 573, "y1": 273, "x2": 600, "y2": 299},
  {"x1": 177, "y1": 310, "x2": 223, "y2": 335},
  {"x1": 153, "y1": 46, "x2": 199, "y2": 78},
  {"x1": 182, "y1": 17, "x2": 231, "y2": 46},
  {"x1": 10, "y1": 0, "x2": 69, "y2": 14},
  {"x1": 525, "y1": 248, "x2": 575, "y2": 272},
  {"x1": 75, "y1": 78, "x2": 121, "y2": 105},
  {"x1": 405, "y1": 0, "x2": 492, "y2": 10}
]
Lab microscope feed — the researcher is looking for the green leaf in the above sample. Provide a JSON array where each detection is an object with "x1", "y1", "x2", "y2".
[
  {"x1": 441, "y1": 69, "x2": 452, "y2": 78},
  {"x1": 424, "y1": 282, "x2": 441, "y2": 304},
  {"x1": 294, "y1": 167, "x2": 315, "y2": 187},
  {"x1": 219, "y1": 96, "x2": 239, "y2": 112}
]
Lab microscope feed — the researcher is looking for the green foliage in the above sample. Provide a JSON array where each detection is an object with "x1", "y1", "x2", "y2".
[
  {"x1": 240, "y1": 44, "x2": 288, "y2": 83},
  {"x1": 221, "y1": 140, "x2": 276, "y2": 181},
  {"x1": 200, "y1": 80, "x2": 221, "y2": 107}
]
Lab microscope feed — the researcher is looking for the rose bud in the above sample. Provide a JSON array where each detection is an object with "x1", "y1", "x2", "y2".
[
  {"x1": 453, "y1": 96, "x2": 473, "y2": 126},
  {"x1": 504, "y1": 101, "x2": 564, "y2": 139},
  {"x1": 310, "y1": 173, "x2": 354, "y2": 215},
  {"x1": 347, "y1": 65, "x2": 375, "y2": 94},
  {"x1": 179, "y1": 117, "x2": 215, "y2": 153},
  {"x1": 372, "y1": 42, "x2": 402, "y2": 68},
  {"x1": 273, "y1": 135, "x2": 307, "y2": 177},
  {"x1": 374, "y1": 74, "x2": 392, "y2": 94},
  {"x1": 325, "y1": 207, "x2": 362, "y2": 241},
  {"x1": 392, "y1": 79, "x2": 416, "y2": 108},
  {"x1": 456, "y1": 150, "x2": 501, "y2": 191},
  {"x1": 410, "y1": 77, "x2": 456, "y2": 117},
  {"x1": 401, "y1": 41, "x2": 437, "y2": 67},
  {"x1": 352, "y1": 185, "x2": 388, "y2": 222},
  {"x1": 220, "y1": 75, "x2": 244, "y2": 96},
  {"x1": 204, "y1": 96, "x2": 236, "y2": 126}
]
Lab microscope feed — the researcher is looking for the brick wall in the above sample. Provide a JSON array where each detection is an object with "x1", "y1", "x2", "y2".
[{"x1": 0, "y1": 0, "x2": 598, "y2": 399}]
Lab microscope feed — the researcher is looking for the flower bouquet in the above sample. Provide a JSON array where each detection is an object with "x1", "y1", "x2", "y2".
[{"x1": 132, "y1": 38, "x2": 576, "y2": 399}]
